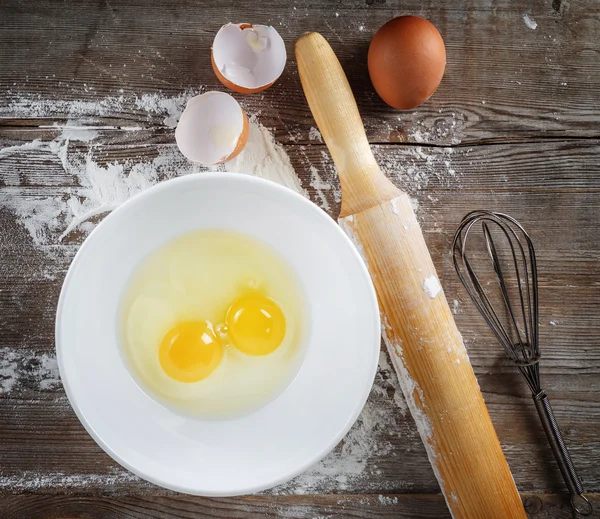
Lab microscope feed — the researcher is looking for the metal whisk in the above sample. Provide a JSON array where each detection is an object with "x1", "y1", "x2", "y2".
[{"x1": 452, "y1": 211, "x2": 593, "y2": 517}]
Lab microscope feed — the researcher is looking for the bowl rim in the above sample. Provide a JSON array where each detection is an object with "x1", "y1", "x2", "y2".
[{"x1": 55, "y1": 172, "x2": 381, "y2": 496}]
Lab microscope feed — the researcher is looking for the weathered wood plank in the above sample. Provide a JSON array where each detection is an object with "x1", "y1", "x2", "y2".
[
  {"x1": 0, "y1": 370, "x2": 597, "y2": 495},
  {"x1": 0, "y1": 493, "x2": 452, "y2": 519},
  {"x1": 3, "y1": 132, "x2": 600, "y2": 193},
  {"x1": 2, "y1": 493, "x2": 599, "y2": 519},
  {"x1": 1, "y1": 0, "x2": 599, "y2": 146}
]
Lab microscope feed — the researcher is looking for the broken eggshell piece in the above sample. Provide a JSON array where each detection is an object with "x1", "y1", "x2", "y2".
[
  {"x1": 175, "y1": 91, "x2": 248, "y2": 165},
  {"x1": 211, "y1": 23, "x2": 287, "y2": 93}
]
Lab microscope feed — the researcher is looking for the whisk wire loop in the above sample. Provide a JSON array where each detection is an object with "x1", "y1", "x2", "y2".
[{"x1": 453, "y1": 212, "x2": 541, "y2": 385}]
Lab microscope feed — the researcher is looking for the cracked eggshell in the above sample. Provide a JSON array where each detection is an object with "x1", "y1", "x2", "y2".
[
  {"x1": 175, "y1": 91, "x2": 248, "y2": 165},
  {"x1": 211, "y1": 23, "x2": 287, "y2": 94}
]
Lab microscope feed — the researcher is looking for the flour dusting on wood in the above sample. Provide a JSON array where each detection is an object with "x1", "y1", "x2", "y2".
[
  {"x1": 522, "y1": 14, "x2": 538, "y2": 30},
  {"x1": 376, "y1": 146, "x2": 460, "y2": 195},
  {"x1": 0, "y1": 94, "x2": 305, "y2": 253},
  {"x1": 308, "y1": 127, "x2": 323, "y2": 142},
  {"x1": 338, "y1": 214, "x2": 368, "y2": 267},
  {"x1": 0, "y1": 348, "x2": 61, "y2": 394},
  {"x1": 0, "y1": 350, "x2": 19, "y2": 394},
  {"x1": 309, "y1": 165, "x2": 332, "y2": 212},
  {"x1": 378, "y1": 495, "x2": 399, "y2": 506},
  {"x1": 0, "y1": 469, "x2": 142, "y2": 490},
  {"x1": 400, "y1": 112, "x2": 462, "y2": 146},
  {"x1": 1, "y1": 90, "x2": 195, "y2": 127},
  {"x1": 452, "y1": 299, "x2": 461, "y2": 315}
]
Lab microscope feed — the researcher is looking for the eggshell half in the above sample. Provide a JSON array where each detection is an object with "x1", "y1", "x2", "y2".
[
  {"x1": 211, "y1": 23, "x2": 287, "y2": 94},
  {"x1": 175, "y1": 91, "x2": 249, "y2": 165}
]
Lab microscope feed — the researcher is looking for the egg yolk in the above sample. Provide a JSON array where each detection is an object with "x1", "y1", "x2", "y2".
[
  {"x1": 226, "y1": 295, "x2": 286, "y2": 356},
  {"x1": 159, "y1": 321, "x2": 223, "y2": 383}
]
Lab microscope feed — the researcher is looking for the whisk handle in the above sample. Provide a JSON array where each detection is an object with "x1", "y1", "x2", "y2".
[{"x1": 533, "y1": 391, "x2": 593, "y2": 516}]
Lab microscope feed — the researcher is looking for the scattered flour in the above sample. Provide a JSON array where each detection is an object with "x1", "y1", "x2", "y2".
[
  {"x1": 0, "y1": 95, "x2": 305, "y2": 251},
  {"x1": 308, "y1": 127, "x2": 323, "y2": 142},
  {"x1": 376, "y1": 145, "x2": 460, "y2": 195},
  {"x1": 1, "y1": 137, "x2": 183, "y2": 247},
  {"x1": 404, "y1": 113, "x2": 461, "y2": 146},
  {"x1": 0, "y1": 469, "x2": 141, "y2": 490},
  {"x1": 297, "y1": 140, "x2": 458, "y2": 216},
  {"x1": 379, "y1": 316, "x2": 453, "y2": 510},
  {"x1": 1, "y1": 90, "x2": 196, "y2": 128},
  {"x1": 452, "y1": 299, "x2": 461, "y2": 315},
  {"x1": 378, "y1": 495, "x2": 399, "y2": 506},
  {"x1": 0, "y1": 350, "x2": 19, "y2": 394},
  {"x1": 318, "y1": 150, "x2": 342, "y2": 203},
  {"x1": 51, "y1": 122, "x2": 100, "y2": 143},
  {"x1": 423, "y1": 276, "x2": 442, "y2": 299},
  {"x1": 523, "y1": 14, "x2": 538, "y2": 30},
  {"x1": 134, "y1": 92, "x2": 190, "y2": 128},
  {"x1": 0, "y1": 139, "x2": 47, "y2": 158},
  {"x1": 380, "y1": 320, "x2": 437, "y2": 460},
  {"x1": 1, "y1": 95, "x2": 126, "y2": 118},
  {"x1": 309, "y1": 165, "x2": 332, "y2": 212},
  {"x1": 338, "y1": 214, "x2": 368, "y2": 266},
  {"x1": 409, "y1": 129, "x2": 425, "y2": 143},
  {"x1": 410, "y1": 197, "x2": 419, "y2": 213},
  {"x1": 38, "y1": 353, "x2": 61, "y2": 390},
  {"x1": 0, "y1": 349, "x2": 61, "y2": 394}
]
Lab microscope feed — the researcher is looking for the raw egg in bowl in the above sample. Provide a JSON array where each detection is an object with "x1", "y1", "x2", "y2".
[{"x1": 56, "y1": 173, "x2": 380, "y2": 496}]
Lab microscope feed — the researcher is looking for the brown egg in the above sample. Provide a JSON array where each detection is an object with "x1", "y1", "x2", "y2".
[{"x1": 368, "y1": 16, "x2": 446, "y2": 110}]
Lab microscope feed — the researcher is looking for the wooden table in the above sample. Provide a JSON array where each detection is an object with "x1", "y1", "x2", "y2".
[{"x1": 1, "y1": 1, "x2": 598, "y2": 517}]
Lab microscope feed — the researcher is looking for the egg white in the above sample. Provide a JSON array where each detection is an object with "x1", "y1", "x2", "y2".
[{"x1": 120, "y1": 229, "x2": 306, "y2": 419}]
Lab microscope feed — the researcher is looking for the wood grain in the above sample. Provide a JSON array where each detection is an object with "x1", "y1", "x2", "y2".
[
  {"x1": 1, "y1": 0, "x2": 599, "y2": 146},
  {"x1": 2, "y1": 493, "x2": 600, "y2": 519},
  {"x1": 1, "y1": 0, "x2": 599, "y2": 517}
]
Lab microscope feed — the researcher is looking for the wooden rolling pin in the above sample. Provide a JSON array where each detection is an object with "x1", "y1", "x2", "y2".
[{"x1": 295, "y1": 32, "x2": 527, "y2": 519}]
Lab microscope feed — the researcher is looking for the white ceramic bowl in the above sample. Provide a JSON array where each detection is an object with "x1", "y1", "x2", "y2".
[{"x1": 56, "y1": 173, "x2": 380, "y2": 496}]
